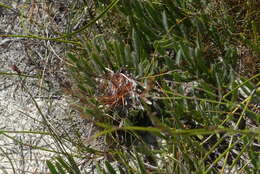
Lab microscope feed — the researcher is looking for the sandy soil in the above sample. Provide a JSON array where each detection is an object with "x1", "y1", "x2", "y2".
[{"x1": 0, "y1": 1, "x2": 89, "y2": 173}]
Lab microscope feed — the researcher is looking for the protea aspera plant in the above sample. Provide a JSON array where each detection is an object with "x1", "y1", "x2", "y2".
[{"x1": 54, "y1": 0, "x2": 259, "y2": 173}]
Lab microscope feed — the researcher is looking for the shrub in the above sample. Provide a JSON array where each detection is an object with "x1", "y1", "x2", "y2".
[{"x1": 40, "y1": 0, "x2": 259, "y2": 173}]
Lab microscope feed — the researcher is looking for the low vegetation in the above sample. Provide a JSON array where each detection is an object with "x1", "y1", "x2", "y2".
[{"x1": 1, "y1": 0, "x2": 259, "y2": 173}]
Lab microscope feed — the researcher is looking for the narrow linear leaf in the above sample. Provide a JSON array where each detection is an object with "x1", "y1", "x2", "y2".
[
  {"x1": 47, "y1": 160, "x2": 59, "y2": 174},
  {"x1": 105, "y1": 161, "x2": 117, "y2": 174}
]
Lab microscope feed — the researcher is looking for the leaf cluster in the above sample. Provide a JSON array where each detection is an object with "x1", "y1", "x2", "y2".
[{"x1": 47, "y1": 0, "x2": 260, "y2": 173}]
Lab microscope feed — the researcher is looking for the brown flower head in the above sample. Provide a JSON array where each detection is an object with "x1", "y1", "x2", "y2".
[{"x1": 96, "y1": 68, "x2": 141, "y2": 110}]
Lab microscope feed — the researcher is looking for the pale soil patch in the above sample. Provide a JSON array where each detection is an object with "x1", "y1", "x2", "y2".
[{"x1": 0, "y1": 1, "x2": 94, "y2": 173}]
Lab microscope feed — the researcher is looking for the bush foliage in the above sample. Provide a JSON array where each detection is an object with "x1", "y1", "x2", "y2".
[{"x1": 39, "y1": 0, "x2": 259, "y2": 173}]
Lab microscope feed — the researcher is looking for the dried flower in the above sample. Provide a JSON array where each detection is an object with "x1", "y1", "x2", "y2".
[{"x1": 96, "y1": 68, "x2": 142, "y2": 110}]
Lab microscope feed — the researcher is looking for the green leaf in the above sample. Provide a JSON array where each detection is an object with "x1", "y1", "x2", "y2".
[
  {"x1": 92, "y1": 53, "x2": 105, "y2": 73},
  {"x1": 162, "y1": 10, "x2": 169, "y2": 32},
  {"x1": 67, "y1": 155, "x2": 81, "y2": 174},
  {"x1": 55, "y1": 162, "x2": 66, "y2": 174},
  {"x1": 47, "y1": 160, "x2": 59, "y2": 174},
  {"x1": 95, "y1": 161, "x2": 104, "y2": 174},
  {"x1": 136, "y1": 153, "x2": 147, "y2": 174},
  {"x1": 176, "y1": 48, "x2": 182, "y2": 66},
  {"x1": 118, "y1": 165, "x2": 126, "y2": 174},
  {"x1": 56, "y1": 156, "x2": 72, "y2": 173},
  {"x1": 67, "y1": 53, "x2": 78, "y2": 63},
  {"x1": 132, "y1": 28, "x2": 140, "y2": 62},
  {"x1": 105, "y1": 161, "x2": 117, "y2": 174},
  {"x1": 124, "y1": 45, "x2": 132, "y2": 66},
  {"x1": 113, "y1": 41, "x2": 123, "y2": 67}
]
